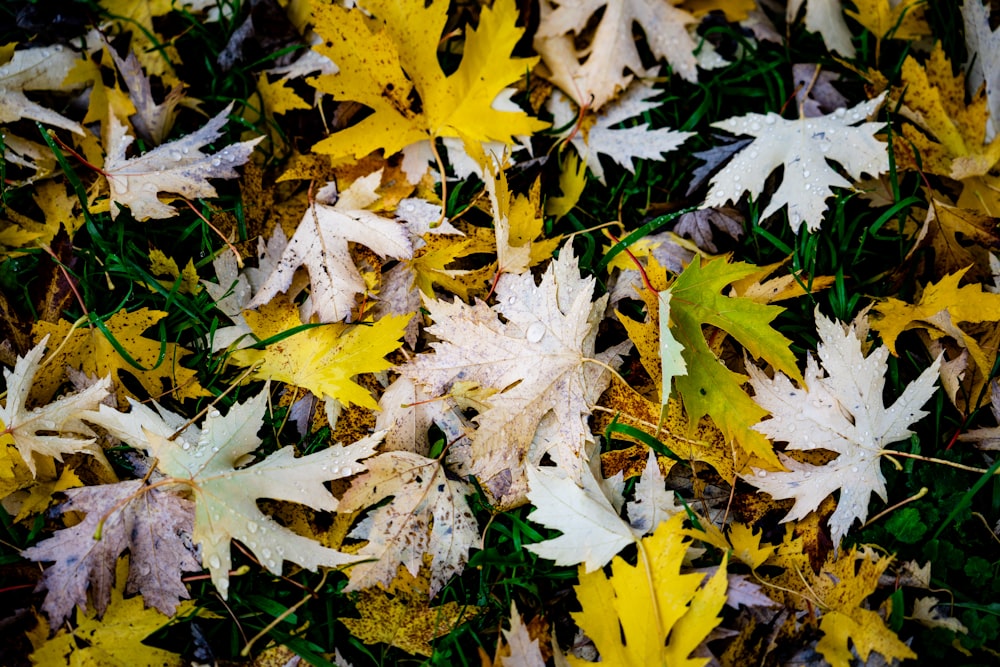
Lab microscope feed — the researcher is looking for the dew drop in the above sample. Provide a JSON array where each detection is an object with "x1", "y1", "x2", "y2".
[
  {"x1": 851, "y1": 466, "x2": 859, "y2": 473},
  {"x1": 341, "y1": 466, "x2": 351, "y2": 476},
  {"x1": 247, "y1": 521, "x2": 258, "y2": 534},
  {"x1": 218, "y1": 577, "x2": 229, "y2": 595},
  {"x1": 802, "y1": 170, "x2": 810, "y2": 178},
  {"x1": 181, "y1": 441, "x2": 191, "y2": 450},
  {"x1": 750, "y1": 121, "x2": 761, "y2": 132},
  {"x1": 329, "y1": 466, "x2": 340, "y2": 475},
  {"x1": 212, "y1": 158, "x2": 221, "y2": 167},
  {"x1": 208, "y1": 555, "x2": 222, "y2": 570},
  {"x1": 804, "y1": 471, "x2": 812, "y2": 478},
  {"x1": 506, "y1": 295, "x2": 516, "y2": 305},
  {"x1": 262, "y1": 547, "x2": 272, "y2": 559},
  {"x1": 756, "y1": 470, "x2": 767, "y2": 478},
  {"x1": 765, "y1": 115, "x2": 776, "y2": 125},
  {"x1": 526, "y1": 322, "x2": 545, "y2": 343}
]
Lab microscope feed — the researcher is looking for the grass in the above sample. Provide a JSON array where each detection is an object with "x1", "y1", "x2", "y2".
[{"x1": 2, "y1": 0, "x2": 1000, "y2": 665}]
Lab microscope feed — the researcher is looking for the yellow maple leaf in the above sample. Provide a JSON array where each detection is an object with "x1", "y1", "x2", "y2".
[
  {"x1": 872, "y1": 266, "x2": 1000, "y2": 410},
  {"x1": 846, "y1": 0, "x2": 930, "y2": 50},
  {"x1": 29, "y1": 558, "x2": 194, "y2": 666},
  {"x1": 568, "y1": 513, "x2": 728, "y2": 666},
  {"x1": 33, "y1": 308, "x2": 207, "y2": 403},
  {"x1": 894, "y1": 42, "x2": 1000, "y2": 215},
  {"x1": 257, "y1": 72, "x2": 310, "y2": 116},
  {"x1": 813, "y1": 550, "x2": 917, "y2": 667},
  {"x1": 148, "y1": 248, "x2": 201, "y2": 295},
  {"x1": 229, "y1": 297, "x2": 407, "y2": 410},
  {"x1": 339, "y1": 562, "x2": 481, "y2": 656},
  {"x1": 307, "y1": 0, "x2": 548, "y2": 162}
]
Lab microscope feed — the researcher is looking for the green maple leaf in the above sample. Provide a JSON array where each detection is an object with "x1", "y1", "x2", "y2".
[{"x1": 670, "y1": 257, "x2": 802, "y2": 468}]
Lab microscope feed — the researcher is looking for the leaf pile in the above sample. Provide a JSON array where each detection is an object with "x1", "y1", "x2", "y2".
[{"x1": 2, "y1": 0, "x2": 1000, "y2": 665}]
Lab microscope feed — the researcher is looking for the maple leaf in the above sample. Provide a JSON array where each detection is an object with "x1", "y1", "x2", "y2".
[
  {"x1": 872, "y1": 267, "x2": 1000, "y2": 411},
  {"x1": 478, "y1": 151, "x2": 563, "y2": 275},
  {"x1": 846, "y1": 0, "x2": 930, "y2": 45},
  {"x1": 787, "y1": 0, "x2": 856, "y2": 57},
  {"x1": 29, "y1": 560, "x2": 195, "y2": 666},
  {"x1": 307, "y1": 0, "x2": 547, "y2": 164},
  {"x1": 339, "y1": 563, "x2": 481, "y2": 656},
  {"x1": 812, "y1": 548, "x2": 918, "y2": 667},
  {"x1": 526, "y1": 450, "x2": 678, "y2": 570},
  {"x1": 402, "y1": 243, "x2": 629, "y2": 507},
  {"x1": 229, "y1": 296, "x2": 407, "y2": 410},
  {"x1": 524, "y1": 465, "x2": 635, "y2": 572},
  {"x1": 534, "y1": 0, "x2": 700, "y2": 111},
  {"x1": 548, "y1": 82, "x2": 694, "y2": 185},
  {"x1": 893, "y1": 42, "x2": 1000, "y2": 215},
  {"x1": 106, "y1": 46, "x2": 192, "y2": 145},
  {"x1": 703, "y1": 93, "x2": 889, "y2": 232},
  {"x1": 567, "y1": 513, "x2": 728, "y2": 666},
  {"x1": 246, "y1": 170, "x2": 413, "y2": 322},
  {"x1": 743, "y1": 308, "x2": 941, "y2": 547},
  {"x1": 21, "y1": 480, "x2": 199, "y2": 627},
  {"x1": 103, "y1": 102, "x2": 262, "y2": 220},
  {"x1": 620, "y1": 256, "x2": 801, "y2": 469},
  {"x1": 501, "y1": 603, "x2": 546, "y2": 667},
  {"x1": 0, "y1": 43, "x2": 88, "y2": 134},
  {"x1": 33, "y1": 308, "x2": 206, "y2": 404},
  {"x1": 86, "y1": 389, "x2": 381, "y2": 598},
  {"x1": 0, "y1": 337, "x2": 110, "y2": 477}
]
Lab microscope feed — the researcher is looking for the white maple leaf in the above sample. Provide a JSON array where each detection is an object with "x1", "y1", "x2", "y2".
[
  {"x1": 627, "y1": 449, "x2": 682, "y2": 534},
  {"x1": 963, "y1": 0, "x2": 1000, "y2": 142},
  {"x1": 103, "y1": 102, "x2": 262, "y2": 220},
  {"x1": 86, "y1": 389, "x2": 380, "y2": 598},
  {"x1": 525, "y1": 465, "x2": 635, "y2": 572},
  {"x1": 501, "y1": 603, "x2": 546, "y2": 667},
  {"x1": 548, "y1": 83, "x2": 693, "y2": 184},
  {"x1": 0, "y1": 43, "x2": 89, "y2": 134},
  {"x1": 337, "y1": 451, "x2": 477, "y2": 596},
  {"x1": 703, "y1": 93, "x2": 889, "y2": 232},
  {"x1": 534, "y1": 0, "x2": 699, "y2": 110},
  {"x1": 247, "y1": 170, "x2": 413, "y2": 322},
  {"x1": 1, "y1": 336, "x2": 110, "y2": 476},
  {"x1": 402, "y1": 243, "x2": 628, "y2": 507},
  {"x1": 787, "y1": 0, "x2": 856, "y2": 57},
  {"x1": 743, "y1": 308, "x2": 941, "y2": 547}
]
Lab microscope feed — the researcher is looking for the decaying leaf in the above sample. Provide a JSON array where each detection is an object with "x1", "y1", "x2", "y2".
[
  {"x1": 0, "y1": 337, "x2": 110, "y2": 478},
  {"x1": 338, "y1": 451, "x2": 477, "y2": 595},
  {"x1": 402, "y1": 243, "x2": 628, "y2": 507},
  {"x1": 21, "y1": 480, "x2": 199, "y2": 627}
]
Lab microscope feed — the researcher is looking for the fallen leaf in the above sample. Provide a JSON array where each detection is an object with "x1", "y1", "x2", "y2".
[
  {"x1": 744, "y1": 308, "x2": 941, "y2": 547},
  {"x1": 21, "y1": 480, "x2": 199, "y2": 627},
  {"x1": 703, "y1": 93, "x2": 889, "y2": 232},
  {"x1": 103, "y1": 102, "x2": 262, "y2": 220}
]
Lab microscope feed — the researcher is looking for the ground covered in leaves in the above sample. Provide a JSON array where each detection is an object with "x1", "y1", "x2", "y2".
[{"x1": 2, "y1": 0, "x2": 1000, "y2": 665}]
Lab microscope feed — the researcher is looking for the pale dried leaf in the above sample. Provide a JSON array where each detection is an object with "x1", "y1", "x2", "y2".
[
  {"x1": 338, "y1": 451, "x2": 477, "y2": 595},
  {"x1": 501, "y1": 603, "x2": 546, "y2": 667},
  {"x1": 104, "y1": 102, "x2": 262, "y2": 220},
  {"x1": 247, "y1": 173, "x2": 413, "y2": 322},
  {"x1": 21, "y1": 480, "x2": 199, "y2": 627},
  {"x1": 525, "y1": 465, "x2": 635, "y2": 572},
  {"x1": 704, "y1": 93, "x2": 888, "y2": 232},
  {"x1": 743, "y1": 308, "x2": 941, "y2": 547},
  {"x1": 0, "y1": 336, "x2": 110, "y2": 476}
]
